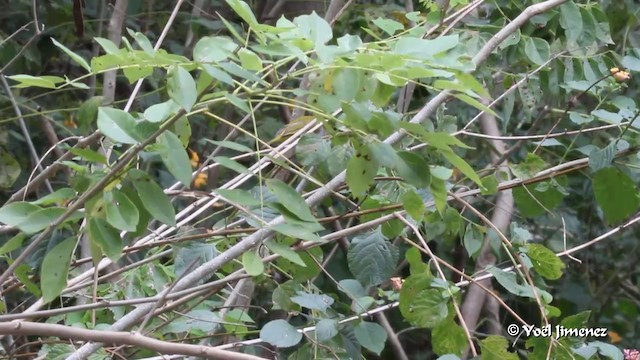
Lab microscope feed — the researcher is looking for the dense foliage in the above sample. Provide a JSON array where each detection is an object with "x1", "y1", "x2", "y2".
[{"x1": 0, "y1": 0, "x2": 639, "y2": 359}]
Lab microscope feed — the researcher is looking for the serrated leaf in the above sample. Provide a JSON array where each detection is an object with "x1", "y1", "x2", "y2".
[
  {"x1": 432, "y1": 319, "x2": 467, "y2": 356},
  {"x1": 347, "y1": 230, "x2": 398, "y2": 288},
  {"x1": 354, "y1": 321, "x2": 387, "y2": 355},
  {"x1": 41, "y1": 237, "x2": 76, "y2": 304},
  {"x1": 526, "y1": 243, "x2": 565, "y2": 280},
  {"x1": 167, "y1": 66, "x2": 197, "y2": 112},
  {"x1": 242, "y1": 249, "x2": 264, "y2": 276},
  {"x1": 88, "y1": 217, "x2": 122, "y2": 262},
  {"x1": 132, "y1": 173, "x2": 176, "y2": 226},
  {"x1": 479, "y1": 336, "x2": 518, "y2": 360},
  {"x1": 593, "y1": 167, "x2": 640, "y2": 225},
  {"x1": 260, "y1": 320, "x2": 302, "y2": 348},
  {"x1": 157, "y1": 131, "x2": 192, "y2": 186}
]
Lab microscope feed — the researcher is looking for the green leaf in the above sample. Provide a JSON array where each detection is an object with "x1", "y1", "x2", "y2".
[
  {"x1": 225, "y1": 0, "x2": 259, "y2": 28},
  {"x1": 238, "y1": 48, "x2": 263, "y2": 71},
  {"x1": 201, "y1": 65, "x2": 235, "y2": 86},
  {"x1": 127, "y1": 29, "x2": 154, "y2": 55},
  {"x1": 480, "y1": 175, "x2": 498, "y2": 195},
  {"x1": 313, "y1": 319, "x2": 338, "y2": 342},
  {"x1": 294, "y1": 12, "x2": 333, "y2": 46},
  {"x1": 88, "y1": 217, "x2": 122, "y2": 262},
  {"x1": 193, "y1": 36, "x2": 238, "y2": 63},
  {"x1": 513, "y1": 180, "x2": 565, "y2": 217},
  {"x1": 463, "y1": 223, "x2": 483, "y2": 258},
  {"x1": 290, "y1": 292, "x2": 334, "y2": 312},
  {"x1": 432, "y1": 319, "x2": 467, "y2": 356},
  {"x1": 592, "y1": 167, "x2": 640, "y2": 224},
  {"x1": 265, "y1": 241, "x2": 305, "y2": 266},
  {"x1": 51, "y1": 38, "x2": 91, "y2": 72},
  {"x1": 104, "y1": 190, "x2": 139, "y2": 232},
  {"x1": 354, "y1": 321, "x2": 387, "y2": 355},
  {"x1": 204, "y1": 140, "x2": 253, "y2": 153},
  {"x1": 0, "y1": 202, "x2": 42, "y2": 226},
  {"x1": 167, "y1": 66, "x2": 197, "y2": 112},
  {"x1": 132, "y1": 173, "x2": 177, "y2": 227},
  {"x1": 6, "y1": 74, "x2": 63, "y2": 89},
  {"x1": 559, "y1": 1, "x2": 583, "y2": 44},
  {"x1": 524, "y1": 37, "x2": 550, "y2": 66},
  {"x1": 266, "y1": 179, "x2": 317, "y2": 224},
  {"x1": 346, "y1": 153, "x2": 378, "y2": 198},
  {"x1": 97, "y1": 107, "x2": 139, "y2": 144},
  {"x1": 17, "y1": 207, "x2": 82, "y2": 234},
  {"x1": 215, "y1": 188, "x2": 262, "y2": 207},
  {"x1": 453, "y1": 93, "x2": 498, "y2": 117},
  {"x1": 260, "y1": 320, "x2": 302, "y2": 348},
  {"x1": 526, "y1": 243, "x2": 565, "y2": 280},
  {"x1": 486, "y1": 267, "x2": 552, "y2": 303},
  {"x1": 0, "y1": 151, "x2": 21, "y2": 188},
  {"x1": 242, "y1": 249, "x2": 264, "y2": 276},
  {"x1": 560, "y1": 311, "x2": 590, "y2": 329},
  {"x1": 430, "y1": 178, "x2": 448, "y2": 214},
  {"x1": 94, "y1": 37, "x2": 120, "y2": 54},
  {"x1": 479, "y1": 336, "x2": 518, "y2": 360},
  {"x1": 68, "y1": 148, "x2": 107, "y2": 164},
  {"x1": 397, "y1": 151, "x2": 431, "y2": 188},
  {"x1": 41, "y1": 237, "x2": 76, "y2": 304},
  {"x1": 402, "y1": 189, "x2": 425, "y2": 220},
  {"x1": 510, "y1": 153, "x2": 548, "y2": 180},
  {"x1": 394, "y1": 35, "x2": 459, "y2": 58},
  {"x1": 212, "y1": 156, "x2": 249, "y2": 174},
  {"x1": 0, "y1": 233, "x2": 26, "y2": 256},
  {"x1": 157, "y1": 131, "x2": 192, "y2": 186},
  {"x1": 144, "y1": 100, "x2": 180, "y2": 123},
  {"x1": 589, "y1": 142, "x2": 617, "y2": 172},
  {"x1": 347, "y1": 230, "x2": 398, "y2": 288},
  {"x1": 372, "y1": 17, "x2": 404, "y2": 36},
  {"x1": 441, "y1": 148, "x2": 483, "y2": 187},
  {"x1": 271, "y1": 223, "x2": 324, "y2": 242},
  {"x1": 400, "y1": 282, "x2": 448, "y2": 328}
]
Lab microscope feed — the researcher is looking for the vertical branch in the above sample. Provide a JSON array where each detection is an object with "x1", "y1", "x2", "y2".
[{"x1": 102, "y1": 0, "x2": 128, "y2": 105}]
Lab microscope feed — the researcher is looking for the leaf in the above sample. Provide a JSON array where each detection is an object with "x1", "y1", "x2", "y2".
[
  {"x1": 265, "y1": 241, "x2": 305, "y2": 266},
  {"x1": 224, "y1": 93, "x2": 251, "y2": 113},
  {"x1": 338, "y1": 279, "x2": 368, "y2": 298},
  {"x1": 441, "y1": 148, "x2": 483, "y2": 187},
  {"x1": 313, "y1": 319, "x2": 338, "y2": 342},
  {"x1": 213, "y1": 156, "x2": 250, "y2": 174},
  {"x1": 397, "y1": 151, "x2": 431, "y2": 188},
  {"x1": 0, "y1": 233, "x2": 26, "y2": 256},
  {"x1": 394, "y1": 35, "x2": 459, "y2": 58},
  {"x1": 266, "y1": 179, "x2": 317, "y2": 224},
  {"x1": 17, "y1": 207, "x2": 82, "y2": 234},
  {"x1": 271, "y1": 223, "x2": 324, "y2": 242},
  {"x1": 400, "y1": 282, "x2": 448, "y2": 328},
  {"x1": 372, "y1": 17, "x2": 404, "y2": 35},
  {"x1": 88, "y1": 217, "x2": 122, "y2": 262},
  {"x1": 193, "y1": 36, "x2": 238, "y2": 63},
  {"x1": 592, "y1": 167, "x2": 640, "y2": 224},
  {"x1": 173, "y1": 242, "x2": 217, "y2": 276},
  {"x1": 204, "y1": 140, "x2": 253, "y2": 153},
  {"x1": 103, "y1": 190, "x2": 139, "y2": 232},
  {"x1": 41, "y1": 237, "x2": 76, "y2": 304},
  {"x1": 215, "y1": 188, "x2": 262, "y2": 207},
  {"x1": 479, "y1": 336, "x2": 518, "y2": 360},
  {"x1": 144, "y1": 100, "x2": 180, "y2": 123},
  {"x1": 486, "y1": 267, "x2": 552, "y2": 303},
  {"x1": 402, "y1": 189, "x2": 425, "y2": 220},
  {"x1": 238, "y1": 48, "x2": 263, "y2": 71},
  {"x1": 346, "y1": 153, "x2": 378, "y2": 198},
  {"x1": 165, "y1": 310, "x2": 221, "y2": 334},
  {"x1": 524, "y1": 37, "x2": 550, "y2": 66},
  {"x1": 6, "y1": 74, "x2": 62, "y2": 89},
  {"x1": 510, "y1": 153, "x2": 548, "y2": 180},
  {"x1": 225, "y1": 0, "x2": 259, "y2": 28},
  {"x1": 559, "y1": 1, "x2": 582, "y2": 44},
  {"x1": 201, "y1": 64, "x2": 235, "y2": 86},
  {"x1": 589, "y1": 142, "x2": 616, "y2": 172},
  {"x1": 526, "y1": 243, "x2": 565, "y2": 280},
  {"x1": 463, "y1": 223, "x2": 483, "y2": 258},
  {"x1": 432, "y1": 319, "x2": 467, "y2": 356},
  {"x1": 242, "y1": 249, "x2": 264, "y2": 276},
  {"x1": 51, "y1": 38, "x2": 91, "y2": 72},
  {"x1": 157, "y1": 131, "x2": 192, "y2": 186},
  {"x1": 290, "y1": 292, "x2": 334, "y2": 312},
  {"x1": 294, "y1": 12, "x2": 333, "y2": 46},
  {"x1": 97, "y1": 107, "x2": 139, "y2": 144},
  {"x1": 167, "y1": 66, "x2": 197, "y2": 112},
  {"x1": 513, "y1": 181, "x2": 565, "y2": 217},
  {"x1": 260, "y1": 320, "x2": 302, "y2": 348},
  {"x1": 0, "y1": 202, "x2": 42, "y2": 226},
  {"x1": 94, "y1": 37, "x2": 120, "y2": 54},
  {"x1": 347, "y1": 230, "x2": 398, "y2": 288},
  {"x1": 132, "y1": 172, "x2": 176, "y2": 226},
  {"x1": 0, "y1": 151, "x2": 21, "y2": 188},
  {"x1": 68, "y1": 148, "x2": 107, "y2": 164},
  {"x1": 354, "y1": 321, "x2": 387, "y2": 355}
]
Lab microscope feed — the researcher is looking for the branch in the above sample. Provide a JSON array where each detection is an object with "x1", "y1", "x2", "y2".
[{"x1": 0, "y1": 321, "x2": 266, "y2": 360}]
